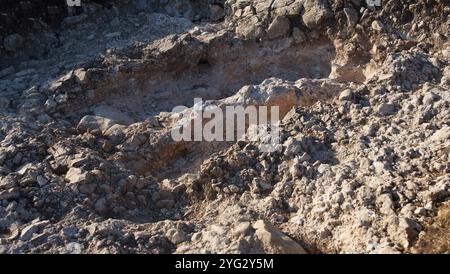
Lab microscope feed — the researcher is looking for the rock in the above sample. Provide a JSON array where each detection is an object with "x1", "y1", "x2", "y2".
[
  {"x1": 104, "y1": 124, "x2": 127, "y2": 142},
  {"x1": 36, "y1": 175, "x2": 48, "y2": 187},
  {"x1": 92, "y1": 105, "x2": 133, "y2": 124},
  {"x1": 377, "y1": 193, "x2": 395, "y2": 215},
  {"x1": 77, "y1": 115, "x2": 117, "y2": 133},
  {"x1": 55, "y1": 94, "x2": 68, "y2": 104},
  {"x1": 398, "y1": 218, "x2": 422, "y2": 247},
  {"x1": 371, "y1": 20, "x2": 384, "y2": 32},
  {"x1": 6, "y1": 225, "x2": 20, "y2": 241},
  {"x1": 166, "y1": 228, "x2": 187, "y2": 244},
  {"x1": 253, "y1": 220, "x2": 306, "y2": 254},
  {"x1": 20, "y1": 219, "x2": 49, "y2": 241},
  {"x1": 266, "y1": 16, "x2": 291, "y2": 40},
  {"x1": 20, "y1": 224, "x2": 38, "y2": 241},
  {"x1": 338, "y1": 89, "x2": 353, "y2": 101},
  {"x1": 65, "y1": 167, "x2": 90, "y2": 185},
  {"x1": 105, "y1": 32, "x2": 121, "y2": 38},
  {"x1": 292, "y1": 27, "x2": 306, "y2": 43},
  {"x1": 4, "y1": 33, "x2": 24, "y2": 52},
  {"x1": 422, "y1": 91, "x2": 440, "y2": 105},
  {"x1": 301, "y1": 0, "x2": 332, "y2": 29},
  {"x1": 235, "y1": 16, "x2": 265, "y2": 39},
  {"x1": 429, "y1": 126, "x2": 450, "y2": 143},
  {"x1": 73, "y1": 68, "x2": 87, "y2": 84},
  {"x1": 232, "y1": 221, "x2": 251, "y2": 237},
  {"x1": 373, "y1": 161, "x2": 387, "y2": 174},
  {"x1": 377, "y1": 103, "x2": 396, "y2": 116},
  {"x1": 95, "y1": 197, "x2": 108, "y2": 213},
  {"x1": 283, "y1": 137, "x2": 303, "y2": 158},
  {"x1": 317, "y1": 163, "x2": 331, "y2": 174},
  {"x1": 64, "y1": 242, "x2": 82, "y2": 254}
]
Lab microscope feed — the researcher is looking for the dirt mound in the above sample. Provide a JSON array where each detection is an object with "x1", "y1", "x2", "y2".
[{"x1": 0, "y1": 0, "x2": 449, "y2": 254}]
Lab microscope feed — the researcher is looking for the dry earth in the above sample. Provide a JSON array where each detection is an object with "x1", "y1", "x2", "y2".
[{"x1": 0, "y1": 0, "x2": 449, "y2": 254}]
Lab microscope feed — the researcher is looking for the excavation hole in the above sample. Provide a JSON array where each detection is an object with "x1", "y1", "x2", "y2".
[{"x1": 90, "y1": 40, "x2": 336, "y2": 123}]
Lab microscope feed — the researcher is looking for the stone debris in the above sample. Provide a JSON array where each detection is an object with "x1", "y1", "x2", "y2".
[{"x1": 0, "y1": 0, "x2": 449, "y2": 254}]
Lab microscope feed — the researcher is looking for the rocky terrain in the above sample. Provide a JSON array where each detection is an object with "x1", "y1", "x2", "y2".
[{"x1": 0, "y1": 0, "x2": 449, "y2": 254}]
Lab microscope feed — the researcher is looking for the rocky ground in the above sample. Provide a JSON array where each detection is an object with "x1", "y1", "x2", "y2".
[{"x1": 0, "y1": 0, "x2": 449, "y2": 254}]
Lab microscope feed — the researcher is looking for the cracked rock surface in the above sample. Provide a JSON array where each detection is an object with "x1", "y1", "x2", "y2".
[{"x1": 0, "y1": 0, "x2": 449, "y2": 254}]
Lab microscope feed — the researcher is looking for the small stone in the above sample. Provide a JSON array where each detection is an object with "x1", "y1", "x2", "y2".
[
  {"x1": 317, "y1": 164, "x2": 331, "y2": 174},
  {"x1": 65, "y1": 167, "x2": 90, "y2": 184},
  {"x1": 414, "y1": 207, "x2": 427, "y2": 216},
  {"x1": 74, "y1": 68, "x2": 87, "y2": 84},
  {"x1": 55, "y1": 94, "x2": 68, "y2": 104},
  {"x1": 377, "y1": 103, "x2": 396, "y2": 116},
  {"x1": 232, "y1": 222, "x2": 251, "y2": 237},
  {"x1": 191, "y1": 232, "x2": 202, "y2": 242},
  {"x1": 78, "y1": 115, "x2": 117, "y2": 133},
  {"x1": 166, "y1": 228, "x2": 186, "y2": 244},
  {"x1": 371, "y1": 20, "x2": 384, "y2": 31},
  {"x1": 422, "y1": 91, "x2": 440, "y2": 105},
  {"x1": 373, "y1": 161, "x2": 387, "y2": 174},
  {"x1": 36, "y1": 175, "x2": 48, "y2": 187},
  {"x1": 64, "y1": 242, "x2": 82, "y2": 254},
  {"x1": 339, "y1": 89, "x2": 353, "y2": 101},
  {"x1": 283, "y1": 137, "x2": 303, "y2": 158}
]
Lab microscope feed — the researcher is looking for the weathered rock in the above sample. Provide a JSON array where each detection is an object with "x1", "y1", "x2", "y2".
[
  {"x1": 253, "y1": 220, "x2": 306, "y2": 254},
  {"x1": 65, "y1": 167, "x2": 90, "y2": 185},
  {"x1": 266, "y1": 16, "x2": 291, "y2": 40},
  {"x1": 338, "y1": 89, "x2": 353, "y2": 101},
  {"x1": 77, "y1": 115, "x2": 117, "y2": 134},
  {"x1": 301, "y1": 0, "x2": 332, "y2": 29}
]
